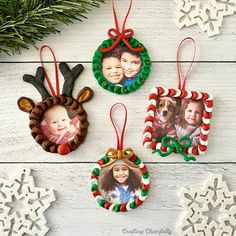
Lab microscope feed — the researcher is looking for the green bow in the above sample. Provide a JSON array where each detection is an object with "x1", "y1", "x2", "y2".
[{"x1": 152, "y1": 136, "x2": 196, "y2": 162}]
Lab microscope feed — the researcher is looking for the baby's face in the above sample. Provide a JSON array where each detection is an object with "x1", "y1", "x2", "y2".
[
  {"x1": 121, "y1": 52, "x2": 142, "y2": 78},
  {"x1": 102, "y1": 57, "x2": 124, "y2": 84},
  {"x1": 44, "y1": 106, "x2": 71, "y2": 135},
  {"x1": 185, "y1": 102, "x2": 203, "y2": 126},
  {"x1": 112, "y1": 164, "x2": 129, "y2": 185}
]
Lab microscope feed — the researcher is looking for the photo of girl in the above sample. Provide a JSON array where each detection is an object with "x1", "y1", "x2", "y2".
[
  {"x1": 40, "y1": 105, "x2": 80, "y2": 144},
  {"x1": 99, "y1": 162, "x2": 141, "y2": 204},
  {"x1": 175, "y1": 99, "x2": 204, "y2": 147},
  {"x1": 101, "y1": 45, "x2": 142, "y2": 87}
]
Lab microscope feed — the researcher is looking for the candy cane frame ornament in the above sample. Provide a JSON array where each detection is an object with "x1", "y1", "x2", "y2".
[
  {"x1": 143, "y1": 38, "x2": 214, "y2": 159},
  {"x1": 143, "y1": 86, "x2": 213, "y2": 156}
]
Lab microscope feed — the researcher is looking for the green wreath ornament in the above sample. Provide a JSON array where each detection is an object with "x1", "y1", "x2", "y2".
[{"x1": 92, "y1": 38, "x2": 151, "y2": 94}]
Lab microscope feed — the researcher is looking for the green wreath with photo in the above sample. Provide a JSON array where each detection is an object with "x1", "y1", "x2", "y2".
[{"x1": 92, "y1": 37, "x2": 151, "y2": 94}]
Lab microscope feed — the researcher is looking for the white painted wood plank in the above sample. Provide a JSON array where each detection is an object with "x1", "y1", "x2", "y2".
[
  {"x1": 0, "y1": 0, "x2": 236, "y2": 62},
  {"x1": 0, "y1": 163, "x2": 235, "y2": 235},
  {"x1": 0, "y1": 62, "x2": 235, "y2": 162}
]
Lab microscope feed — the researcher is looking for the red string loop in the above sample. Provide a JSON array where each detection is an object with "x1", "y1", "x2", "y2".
[
  {"x1": 100, "y1": 0, "x2": 144, "y2": 53},
  {"x1": 40, "y1": 45, "x2": 60, "y2": 96},
  {"x1": 110, "y1": 103, "x2": 127, "y2": 150},
  {"x1": 176, "y1": 37, "x2": 196, "y2": 91}
]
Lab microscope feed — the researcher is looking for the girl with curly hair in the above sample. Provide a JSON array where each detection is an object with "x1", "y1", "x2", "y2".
[{"x1": 100, "y1": 163, "x2": 141, "y2": 204}]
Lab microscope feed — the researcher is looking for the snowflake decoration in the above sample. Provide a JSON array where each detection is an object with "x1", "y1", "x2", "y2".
[
  {"x1": 0, "y1": 168, "x2": 56, "y2": 236},
  {"x1": 178, "y1": 174, "x2": 236, "y2": 235},
  {"x1": 173, "y1": 0, "x2": 236, "y2": 36}
]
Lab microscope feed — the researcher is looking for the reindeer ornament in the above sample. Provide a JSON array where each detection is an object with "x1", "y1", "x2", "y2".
[{"x1": 17, "y1": 60, "x2": 93, "y2": 155}]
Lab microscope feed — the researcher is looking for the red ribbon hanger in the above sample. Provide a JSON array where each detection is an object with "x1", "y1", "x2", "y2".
[
  {"x1": 176, "y1": 37, "x2": 196, "y2": 91},
  {"x1": 100, "y1": 0, "x2": 144, "y2": 53},
  {"x1": 110, "y1": 103, "x2": 128, "y2": 150},
  {"x1": 40, "y1": 45, "x2": 60, "y2": 96}
]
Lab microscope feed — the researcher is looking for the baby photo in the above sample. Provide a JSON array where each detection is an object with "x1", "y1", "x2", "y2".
[
  {"x1": 152, "y1": 97, "x2": 204, "y2": 147},
  {"x1": 99, "y1": 162, "x2": 141, "y2": 204},
  {"x1": 40, "y1": 105, "x2": 80, "y2": 144},
  {"x1": 101, "y1": 45, "x2": 142, "y2": 87}
]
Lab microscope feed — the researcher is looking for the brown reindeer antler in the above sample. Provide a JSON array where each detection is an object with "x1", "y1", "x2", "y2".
[
  {"x1": 23, "y1": 67, "x2": 50, "y2": 100},
  {"x1": 59, "y1": 62, "x2": 84, "y2": 97}
]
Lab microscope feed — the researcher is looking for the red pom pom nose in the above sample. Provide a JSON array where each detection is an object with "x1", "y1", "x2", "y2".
[{"x1": 57, "y1": 144, "x2": 71, "y2": 155}]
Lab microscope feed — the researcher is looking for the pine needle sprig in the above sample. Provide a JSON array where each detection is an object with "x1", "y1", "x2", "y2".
[{"x1": 0, "y1": 0, "x2": 104, "y2": 55}]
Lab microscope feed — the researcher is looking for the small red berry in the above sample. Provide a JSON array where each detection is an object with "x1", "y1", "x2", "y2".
[{"x1": 58, "y1": 144, "x2": 70, "y2": 155}]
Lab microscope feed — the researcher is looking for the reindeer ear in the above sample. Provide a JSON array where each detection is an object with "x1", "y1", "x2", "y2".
[
  {"x1": 17, "y1": 97, "x2": 35, "y2": 113},
  {"x1": 77, "y1": 87, "x2": 94, "y2": 104}
]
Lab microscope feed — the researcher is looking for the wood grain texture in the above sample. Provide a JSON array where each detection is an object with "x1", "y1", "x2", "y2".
[
  {"x1": 0, "y1": 63, "x2": 235, "y2": 162},
  {"x1": 0, "y1": 0, "x2": 236, "y2": 62},
  {"x1": 0, "y1": 164, "x2": 235, "y2": 236},
  {"x1": 0, "y1": 0, "x2": 236, "y2": 235}
]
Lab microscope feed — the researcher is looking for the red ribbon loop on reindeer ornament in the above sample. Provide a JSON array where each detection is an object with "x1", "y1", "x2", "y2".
[
  {"x1": 40, "y1": 45, "x2": 60, "y2": 96},
  {"x1": 176, "y1": 37, "x2": 196, "y2": 91},
  {"x1": 100, "y1": 0, "x2": 144, "y2": 53}
]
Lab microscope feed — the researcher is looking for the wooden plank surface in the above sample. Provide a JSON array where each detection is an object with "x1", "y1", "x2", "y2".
[
  {"x1": 0, "y1": 63, "x2": 235, "y2": 163},
  {"x1": 0, "y1": 0, "x2": 236, "y2": 235},
  {"x1": 0, "y1": 0, "x2": 236, "y2": 62},
  {"x1": 0, "y1": 164, "x2": 235, "y2": 236}
]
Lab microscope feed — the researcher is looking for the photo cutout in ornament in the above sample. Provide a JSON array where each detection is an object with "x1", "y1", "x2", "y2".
[
  {"x1": 17, "y1": 46, "x2": 93, "y2": 155},
  {"x1": 91, "y1": 103, "x2": 150, "y2": 212},
  {"x1": 143, "y1": 38, "x2": 214, "y2": 161},
  {"x1": 92, "y1": 0, "x2": 151, "y2": 94},
  {"x1": 98, "y1": 159, "x2": 142, "y2": 205}
]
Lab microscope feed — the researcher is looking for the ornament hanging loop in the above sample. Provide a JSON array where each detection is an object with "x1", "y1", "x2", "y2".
[
  {"x1": 103, "y1": 104, "x2": 139, "y2": 169},
  {"x1": 40, "y1": 45, "x2": 60, "y2": 96},
  {"x1": 110, "y1": 103, "x2": 127, "y2": 150},
  {"x1": 100, "y1": 0, "x2": 144, "y2": 53},
  {"x1": 176, "y1": 37, "x2": 196, "y2": 91}
]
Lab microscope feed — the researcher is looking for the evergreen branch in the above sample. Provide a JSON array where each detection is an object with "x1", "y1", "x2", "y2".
[{"x1": 0, "y1": 0, "x2": 105, "y2": 55}]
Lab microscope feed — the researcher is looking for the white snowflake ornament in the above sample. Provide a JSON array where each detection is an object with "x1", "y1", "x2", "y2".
[
  {"x1": 173, "y1": 0, "x2": 236, "y2": 37},
  {"x1": 173, "y1": 0, "x2": 200, "y2": 28},
  {"x1": 214, "y1": 0, "x2": 236, "y2": 16},
  {"x1": 196, "y1": 3, "x2": 224, "y2": 37},
  {"x1": 179, "y1": 174, "x2": 236, "y2": 235},
  {"x1": 0, "y1": 168, "x2": 56, "y2": 236}
]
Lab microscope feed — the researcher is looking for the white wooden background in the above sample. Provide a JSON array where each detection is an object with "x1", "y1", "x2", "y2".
[{"x1": 0, "y1": 0, "x2": 236, "y2": 235}]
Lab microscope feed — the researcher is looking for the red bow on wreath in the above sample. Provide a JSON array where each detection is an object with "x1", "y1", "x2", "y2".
[{"x1": 100, "y1": 0, "x2": 144, "y2": 53}]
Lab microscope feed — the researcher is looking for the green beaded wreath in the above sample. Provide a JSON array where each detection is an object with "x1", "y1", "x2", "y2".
[
  {"x1": 90, "y1": 153, "x2": 150, "y2": 212},
  {"x1": 92, "y1": 37, "x2": 151, "y2": 94}
]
